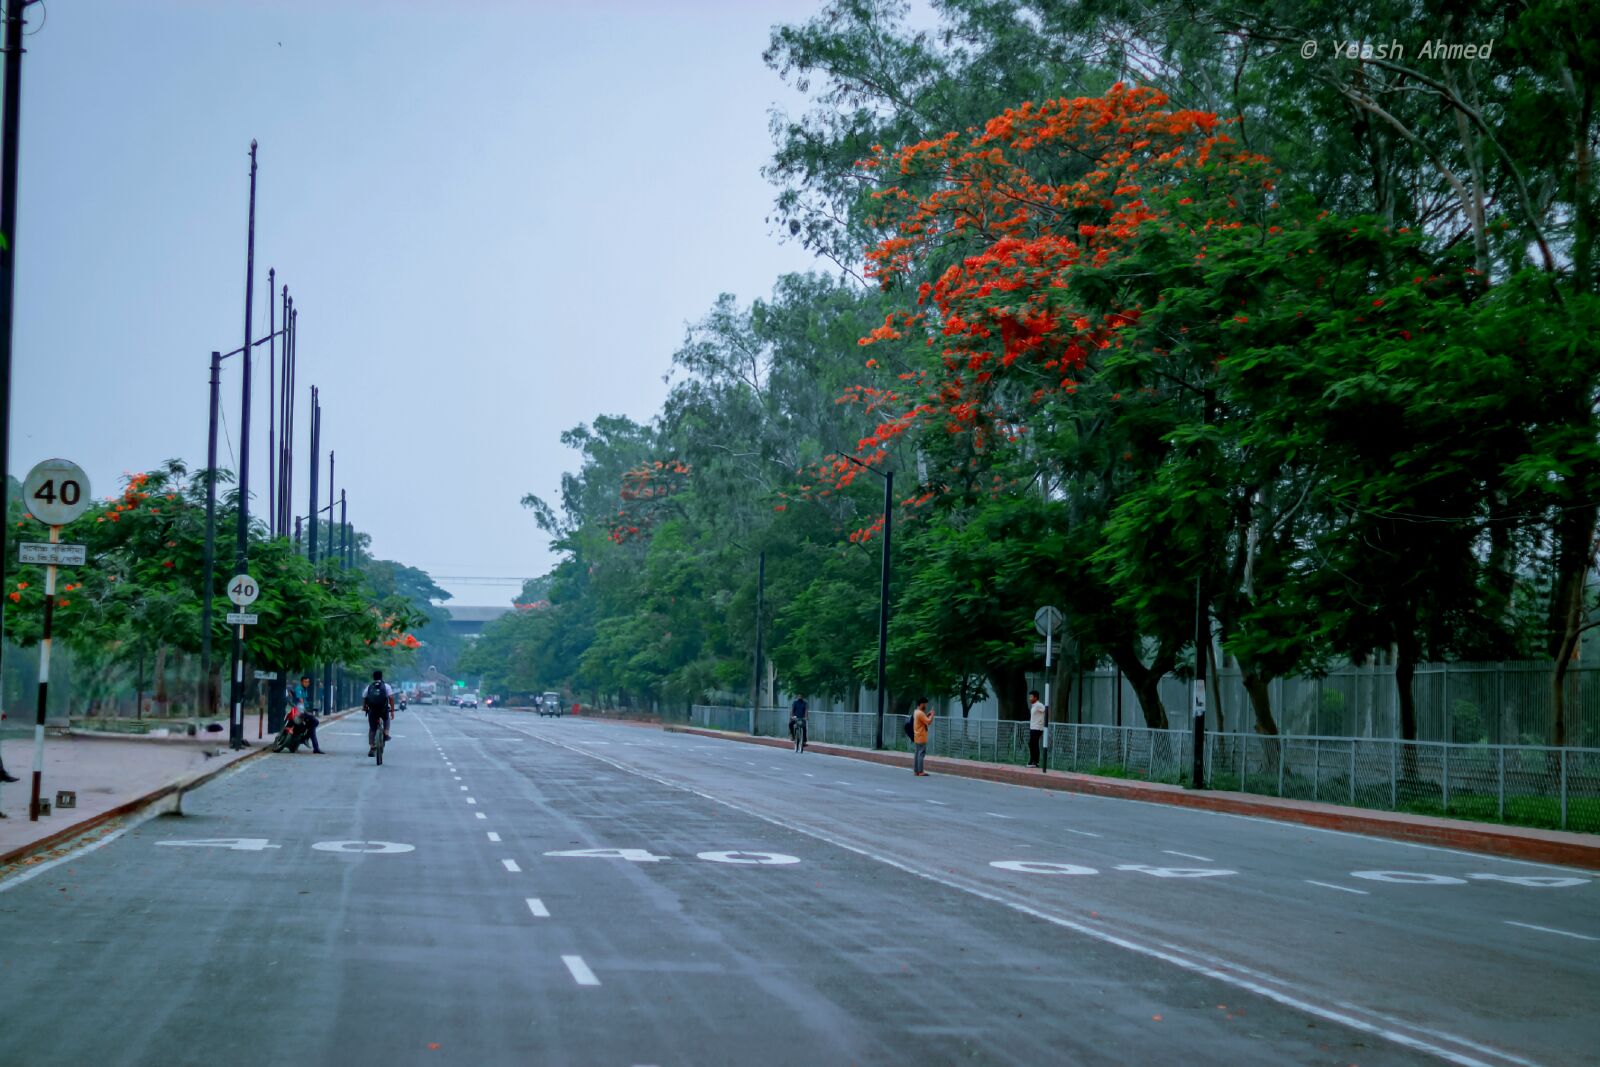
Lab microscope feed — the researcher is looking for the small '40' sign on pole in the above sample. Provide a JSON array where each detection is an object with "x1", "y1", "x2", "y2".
[{"x1": 18, "y1": 459, "x2": 92, "y2": 822}]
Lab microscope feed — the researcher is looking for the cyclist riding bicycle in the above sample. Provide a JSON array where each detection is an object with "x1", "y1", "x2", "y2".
[
  {"x1": 364, "y1": 670, "x2": 395, "y2": 758},
  {"x1": 789, "y1": 696, "x2": 808, "y2": 752}
]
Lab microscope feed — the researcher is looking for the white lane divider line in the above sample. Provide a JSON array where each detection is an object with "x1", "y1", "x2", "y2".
[
  {"x1": 1306, "y1": 880, "x2": 1369, "y2": 895},
  {"x1": 876, "y1": 789, "x2": 896, "y2": 795},
  {"x1": 1063, "y1": 828, "x2": 1102, "y2": 838},
  {"x1": 925, "y1": 799, "x2": 948, "y2": 806},
  {"x1": 562, "y1": 955, "x2": 600, "y2": 986},
  {"x1": 487, "y1": 832, "x2": 501, "y2": 842},
  {"x1": 526, "y1": 897, "x2": 549, "y2": 918},
  {"x1": 1505, "y1": 920, "x2": 1598, "y2": 942},
  {"x1": 460, "y1": 785, "x2": 469, "y2": 791},
  {"x1": 475, "y1": 812, "x2": 487, "y2": 820},
  {"x1": 803, "y1": 773, "x2": 814, "y2": 778},
  {"x1": 1163, "y1": 850, "x2": 1213, "y2": 862},
  {"x1": 466, "y1": 797, "x2": 477, "y2": 805},
  {"x1": 987, "y1": 812, "x2": 1014, "y2": 819},
  {"x1": 453, "y1": 776, "x2": 462, "y2": 781},
  {"x1": 502, "y1": 858, "x2": 521, "y2": 872}
]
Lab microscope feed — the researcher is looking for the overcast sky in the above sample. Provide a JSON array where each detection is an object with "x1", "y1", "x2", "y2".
[{"x1": 11, "y1": 0, "x2": 828, "y2": 606}]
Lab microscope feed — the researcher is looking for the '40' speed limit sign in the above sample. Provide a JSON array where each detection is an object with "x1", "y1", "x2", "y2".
[
  {"x1": 23, "y1": 459, "x2": 91, "y2": 526},
  {"x1": 227, "y1": 574, "x2": 260, "y2": 607}
]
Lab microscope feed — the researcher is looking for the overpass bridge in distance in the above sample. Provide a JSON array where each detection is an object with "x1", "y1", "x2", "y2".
[{"x1": 443, "y1": 605, "x2": 513, "y2": 639}]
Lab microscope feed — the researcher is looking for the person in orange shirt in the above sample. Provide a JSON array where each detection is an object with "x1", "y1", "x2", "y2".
[{"x1": 912, "y1": 698, "x2": 934, "y2": 776}]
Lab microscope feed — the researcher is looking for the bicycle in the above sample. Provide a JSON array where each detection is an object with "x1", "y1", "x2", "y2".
[
  {"x1": 790, "y1": 716, "x2": 807, "y2": 754},
  {"x1": 370, "y1": 713, "x2": 387, "y2": 766}
]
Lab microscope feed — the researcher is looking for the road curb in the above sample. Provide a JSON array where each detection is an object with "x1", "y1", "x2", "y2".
[
  {"x1": 662, "y1": 725, "x2": 1600, "y2": 870},
  {"x1": 0, "y1": 707, "x2": 358, "y2": 870}
]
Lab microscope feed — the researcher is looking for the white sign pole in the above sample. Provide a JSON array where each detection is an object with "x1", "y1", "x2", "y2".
[
  {"x1": 1042, "y1": 613, "x2": 1052, "y2": 773},
  {"x1": 28, "y1": 525, "x2": 59, "y2": 821}
]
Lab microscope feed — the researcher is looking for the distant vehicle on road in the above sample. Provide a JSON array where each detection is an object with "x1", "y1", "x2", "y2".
[
  {"x1": 460, "y1": 691, "x2": 480, "y2": 709},
  {"x1": 539, "y1": 691, "x2": 563, "y2": 717}
]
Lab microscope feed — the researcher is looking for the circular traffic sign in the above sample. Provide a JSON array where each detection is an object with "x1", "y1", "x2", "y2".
[
  {"x1": 22, "y1": 458, "x2": 91, "y2": 526},
  {"x1": 226, "y1": 573, "x2": 260, "y2": 606},
  {"x1": 1033, "y1": 605, "x2": 1063, "y2": 636}
]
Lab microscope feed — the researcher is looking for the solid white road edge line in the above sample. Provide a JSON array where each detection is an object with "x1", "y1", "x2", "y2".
[
  {"x1": 0, "y1": 806, "x2": 161, "y2": 894},
  {"x1": 1164, "y1": 850, "x2": 1213, "y2": 862},
  {"x1": 1504, "y1": 920, "x2": 1598, "y2": 942},
  {"x1": 1306, "y1": 880, "x2": 1370, "y2": 896},
  {"x1": 526, "y1": 897, "x2": 550, "y2": 917},
  {"x1": 516, "y1": 722, "x2": 1521, "y2": 1067},
  {"x1": 562, "y1": 955, "x2": 600, "y2": 986}
]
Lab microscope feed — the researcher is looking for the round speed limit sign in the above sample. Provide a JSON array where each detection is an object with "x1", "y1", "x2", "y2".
[
  {"x1": 23, "y1": 458, "x2": 92, "y2": 526},
  {"x1": 226, "y1": 574, "x2": 260, "y2": 607}
]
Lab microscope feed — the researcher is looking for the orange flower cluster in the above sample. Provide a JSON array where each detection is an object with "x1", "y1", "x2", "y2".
[
  {"x1": 608, "y1": 459, "x2": 692, "y2": 544},
  {"x1": 818, "y1": 86, "x2": 1274, "y2": 539}
]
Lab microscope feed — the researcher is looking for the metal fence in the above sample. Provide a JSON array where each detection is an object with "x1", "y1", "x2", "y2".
[
  {"x1": 1043, "y1": 661, "x2": 1600, "y2": 747},
  {"x1": 689, "y1": 706, "x2": 1600, "y2": 833}
]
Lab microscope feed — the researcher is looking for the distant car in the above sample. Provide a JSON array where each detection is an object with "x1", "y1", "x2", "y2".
[
  {"x1": 539, "y1": 691, "x2": 563, "y2": 717},
  {"x1": 449, "y1": 696, "x2": 461, "y2": 707}
]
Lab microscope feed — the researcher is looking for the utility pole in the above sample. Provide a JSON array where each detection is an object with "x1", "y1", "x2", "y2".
[
  {"x1": 307, "y1": 389, "x2": 320, "y2": 567},
  {"x1": 200, "y1": 351, "x2": 222, "y2": 717},
  {"x1": 0, "y1": 0, "x2": 33, "y2": 709},
  {"x1": 227, "y1": 140, "x2": 259, "y2": 751},
  {"x1": 874, "y1": 469, "x2": 893, "y2": 750},
  {"x1": 749, "y1": 550, "x2": 764, "y2": 733},
  {"x1": 323, "y1": 450, "x2": 334, "y2": 716},
  {"x1": 1192, "y1": 574, "x2": 1206, "y2": 788},
  {"x1": 266, "y1": 268, "x2": 275, "y2": 535}
]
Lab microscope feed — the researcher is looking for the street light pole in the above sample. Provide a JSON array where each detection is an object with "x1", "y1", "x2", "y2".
[
  {"x1": 266, "y1": 267, "x2": 276, "y2": 536},
  {"x1": 227, "y1": 141, "x2": 259, "y2": 751},
  {"x1": 323, "y1": 450, "x2": 334, "y2": 717},
  {"x1": 749, "y1": 550, "x2": 764, "y2": 734}
]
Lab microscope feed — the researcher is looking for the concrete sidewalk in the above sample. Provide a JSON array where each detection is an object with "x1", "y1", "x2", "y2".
[
  {"x1": 665, "y1": 724, "x2": 1600, "y2": 869},
  {"x1": 0, "y1": 709, "x2": 358, "y2": 867}
]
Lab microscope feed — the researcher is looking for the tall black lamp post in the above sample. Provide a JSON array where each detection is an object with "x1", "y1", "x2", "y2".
[{"x1": 843, "y1": 455, "x2": 893, "y2": 750}]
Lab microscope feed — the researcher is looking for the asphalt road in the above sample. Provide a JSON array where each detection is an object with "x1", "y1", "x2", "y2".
[{"x1": 0, "y1": 708, "x2": 1594, "y2": 1067}]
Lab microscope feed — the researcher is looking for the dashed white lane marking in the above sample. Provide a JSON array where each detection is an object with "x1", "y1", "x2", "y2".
[
  {"x1": 926, "y1": 799, "x2": 948, "y2": 806},
  {"x1": 466, "y1": 798, "x2": 477, "y2": 805},
  {"x1": 454, "y1": 776, "x2": 462, "y2": 780},
  {"x1": 987, "y1": 812, "x2": 1014, "y2": 819},
  {"x1": 526, "y1": 897, "x2": 549, "y2": 918},
  {"x1": 803, "y1": 773, "x2": 814, "y2": 778},
  {"x1": 460, "y1": 785, "x2": 469, "y2": 791},
  {"x1": 1063, "y1": 828, "x2": 1102, "y2": 838},
  {"x1": 1164, "y1": 850, "x2": 1213, "y2": 862},
  {"x1": 1504, "y1": 920, "x2": 1598, "y2": 942},
  {"x1": 1306, "y1": 880, "x2": 1370, "y2": 895},
  {"x1": 875, "y1": 789, "x2": 896, "y2": 795},
  {"x1": 487, "y1": 832, "x2": 501, "y2": 842},
  {"x1": 562, "y1": 955, "x2": 600, "y2": 986},
  {"x1": 835, "y1": 781, "x2": 852, "y2": 786},
  {"x1": 475, "y1": 812, "x2": 487, "y2": 820},
  {"x1": 502, "y1": 859, "x2": 521, "y2": 872}
]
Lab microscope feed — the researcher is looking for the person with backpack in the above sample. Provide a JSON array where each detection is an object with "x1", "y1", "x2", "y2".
[
  {"x1": 912, "y1": 698, "x2": 934, "y2": 776},
  {"x1": 364, "y1": 670, "x2": 395, "y2": 758},
  {"x1": 789, "y1": 695, "x2": 808, "y2": 752}
]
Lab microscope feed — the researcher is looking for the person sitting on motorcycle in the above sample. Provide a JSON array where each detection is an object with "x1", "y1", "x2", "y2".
[{"x1": 292, "y1": 673, "x2": 324, "y2": 754}]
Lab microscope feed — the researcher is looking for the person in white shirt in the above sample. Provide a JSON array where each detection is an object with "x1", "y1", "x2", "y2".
[{"x1": 1027, "y1": 690, "x2": 1047, "y2": 767}]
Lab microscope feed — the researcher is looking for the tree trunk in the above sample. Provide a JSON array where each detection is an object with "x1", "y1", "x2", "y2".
[
  {"x1": 1243, "y1": 671, "x2": 1280, "y2": 776},
  {"x1": 1110, "y1": 642, "x2": 1173, "y2": 730},
  {"x1": 1545, "y1": 499, "x2": 1597, "y2": 748},
  {"x1": 1396, "y1": 635, "x2": 1422, "y2": 782},
  {"x1": 153, "y1": 645, "x2": 170, "y2": 718},
  {"x1": 987, "y1": 664, "x2": 1030, "y2": 722}
]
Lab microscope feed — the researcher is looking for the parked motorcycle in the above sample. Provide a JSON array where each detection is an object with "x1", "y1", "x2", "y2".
[{"x1": 271, "y1": 705, "x2": 315, "y2": 753}]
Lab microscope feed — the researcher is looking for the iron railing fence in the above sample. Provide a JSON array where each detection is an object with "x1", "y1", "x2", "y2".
[
  {"x1": 1051, "y1": 661, "x2": 1600, "y2": 747},
  {"x1": 688, "y1": 707, "x2": 1600, "y2": 833}
]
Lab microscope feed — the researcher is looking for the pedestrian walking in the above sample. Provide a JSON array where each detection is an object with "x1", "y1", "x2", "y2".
[
  {"x1": 1027, "y1": 690, "x2": 1046, "y2": 767},
  {"x1": 912, "y1": 698, "x2": 934, "y2": 776}
]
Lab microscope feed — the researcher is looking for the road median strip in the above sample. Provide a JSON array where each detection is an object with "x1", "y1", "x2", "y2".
[{"x1": 662, "y1": 724, "x2": 1600, "y2": 870}]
